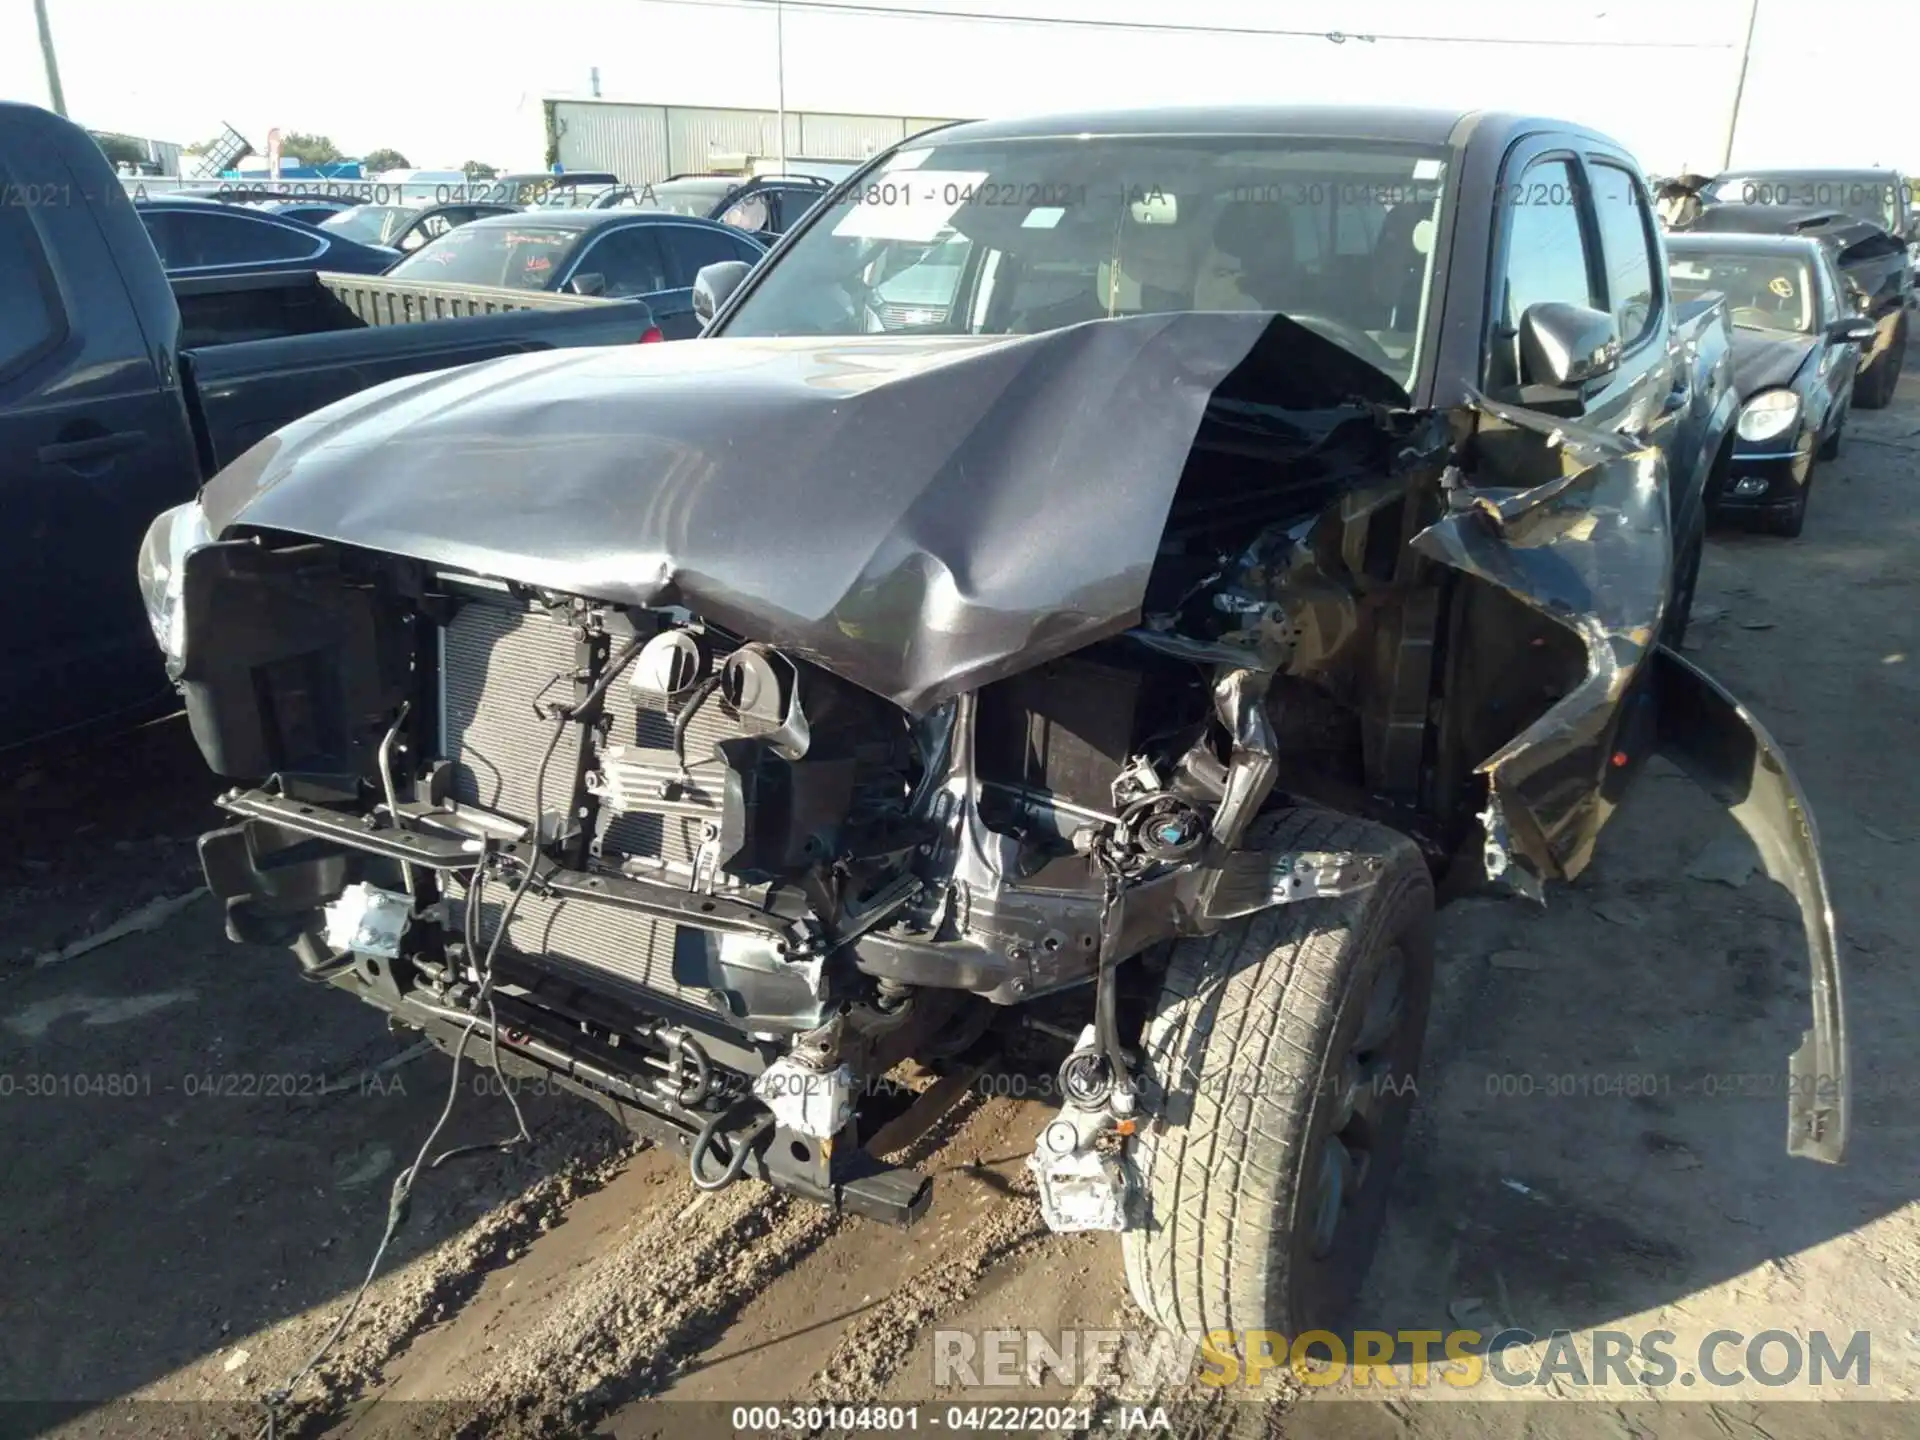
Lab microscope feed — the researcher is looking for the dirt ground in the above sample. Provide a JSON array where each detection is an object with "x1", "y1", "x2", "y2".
[{"x1": 4, "y1": 376, "x2": 1917, "y2": 1440}]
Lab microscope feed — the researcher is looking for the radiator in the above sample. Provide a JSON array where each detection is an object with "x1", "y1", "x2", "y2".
[
  {"x1": 438, "y1": 598, "x2": 742, "y2": 1012},
  {"x1": 463, "y1": 883, "x2": 697, "y2": 1003},
  {"x1": 440, "y1": 602, "x2": 586, "y2": 827}
]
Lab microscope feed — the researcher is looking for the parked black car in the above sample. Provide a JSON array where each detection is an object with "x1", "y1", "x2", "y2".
[
  {"x1": 320, "y1": 201, "x2": 521, "y2": 254},
  {"x1": 1670, "y1": 167, "x2": 1916, "y2": 408},
  {"x1": 135, "y1": 196, "x2": 400, "y2": 277},
  {"x1": 0, "y1": 101, "x2": 663, "y2": 754},
  {"x1": 147, "y1": 105, "x2": 1842, "y2": 1350},
  {"x1": 244, "y1": 196, "x2": 363, "y2": 227},
  {"x1": 1667, "y1": 232, "x2": 1876, "y2": 536},
  {"x1": 600, "y1": 173, "x2": 835, "y2": 244},
  {"x1": 384, "y1": 209, "x2": 767, "y2": 337}
]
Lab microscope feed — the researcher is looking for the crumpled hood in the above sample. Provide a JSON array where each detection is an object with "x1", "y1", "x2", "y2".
[
  {"x1": 1728, "y1": 329, "x2": 1815, "y2": 401},
  {"x1": 200, "y1": 311, "x2": 1405, "y2": 714}
]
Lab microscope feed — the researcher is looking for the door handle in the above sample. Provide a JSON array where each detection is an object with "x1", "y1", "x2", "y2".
[{"x1": 37, "y1": 430, "x2": 147, "y2": 464}]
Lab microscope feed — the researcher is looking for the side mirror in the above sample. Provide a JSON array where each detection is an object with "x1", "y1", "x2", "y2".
[
  {"x1": 692, "y1": 260, "x2": 752, "y2": 324},
  {"x1": 565, "y1": 272, "x2": 606, "y2": 297},
  {"x1": 1517, "y1": 301, "x2": 1622, "y2": 390},
  {"x1": 1830, "y1": 316, "x2": 1878, "y2": 345}
]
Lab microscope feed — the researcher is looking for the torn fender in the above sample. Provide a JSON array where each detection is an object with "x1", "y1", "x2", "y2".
[
  {"x1": 1410, "y1": 392, "x2": 1670, "y2": 893},
  {"x1": 1651, "y1": 645, "x2": 1847, "y2": 1164},
  {"x1": 1408, "y1": 393, "x2": 1843, "y2": 1163}
]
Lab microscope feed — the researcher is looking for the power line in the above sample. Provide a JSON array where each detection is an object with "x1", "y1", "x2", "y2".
[{"x1": 655, "y1": 0, "x2": 1734, "y2": 49}]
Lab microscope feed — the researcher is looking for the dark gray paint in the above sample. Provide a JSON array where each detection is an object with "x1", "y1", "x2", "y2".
[{"x1": 200, "y1": 311, "x2": 1388, "y2": 715}]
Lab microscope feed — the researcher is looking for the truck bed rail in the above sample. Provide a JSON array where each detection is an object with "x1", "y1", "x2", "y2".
[{"x1": 318, "y1": 272, "x2": 612, "y2": 326}]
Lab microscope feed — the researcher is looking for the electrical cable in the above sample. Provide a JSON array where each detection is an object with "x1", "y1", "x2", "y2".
[
  {"x1": 653, "y1": 0, "x2": 1733, "y2": 50},
  {"x1": 258, "y1": 1016, "x2": 483, "y2": 1440},
  {"x1": 257, "y1": 671, "x2": 588, "y2": 1437}
]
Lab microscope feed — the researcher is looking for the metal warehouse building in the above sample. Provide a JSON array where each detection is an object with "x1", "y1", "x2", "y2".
[{"x1": 543, "y1": 98, "x2": 967, "y2": 183}]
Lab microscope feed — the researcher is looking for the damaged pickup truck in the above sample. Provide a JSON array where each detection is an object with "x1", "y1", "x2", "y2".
[{"x1": 142, "y1": 106, "x2": 1847, "y2": 1341}]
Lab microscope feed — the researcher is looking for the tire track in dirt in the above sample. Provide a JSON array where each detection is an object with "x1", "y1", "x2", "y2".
[
  {"x1": 131, "y1": 1106, "x2": 635, "y2": 1436},
  {"x1": 796, "y1": 1171, "x2": 1053, "y2": 1418},
  {"x1": 437, "y1": 1179, "x2": 844, "y2": 1437},
  {"x1": 1049, "y1": 1297, "x2": 1297, "y2": 1440},
  {"x1": 343, "y1": 1090, "x2": 1010, "y2": 1437},
  {"x1": 259, "y1": 1136, "x2": 633, "y2": 1436},
  {"x1": 162, "y1": 1068, "x2": 1264, "y2": 1439}
]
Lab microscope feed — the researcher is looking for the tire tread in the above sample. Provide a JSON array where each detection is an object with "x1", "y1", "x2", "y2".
[{"x1": 1121, "y1": 808, "x2": 1431, "y2": 1340}]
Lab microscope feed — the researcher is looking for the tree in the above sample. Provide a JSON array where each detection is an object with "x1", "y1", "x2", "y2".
[
  {"x1": 278, "y1": 131, "x2": 342, "y2": 166},
  {"x1": 461, "y1": 160, "x2": 498, "y2": 179},
  {"x1": 361, "y1": 147, "x2": 411, "y2": 173},
  {"x1": 92, "y1": 133, "x2": 147, "y2": 169}
]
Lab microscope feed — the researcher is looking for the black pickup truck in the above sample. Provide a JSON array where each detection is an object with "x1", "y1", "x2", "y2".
[
  {"x1": 153, "y1": 104, "x2": 1842, "y2": 1347},
  {"x1": 0, "y1": 101, "x2": 663, "y2": 755}
]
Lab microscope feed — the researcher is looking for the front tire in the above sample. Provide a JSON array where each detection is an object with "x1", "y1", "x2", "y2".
[{"x1": 1121, "y1": 809, "x2": 1434, "y2": 1341}]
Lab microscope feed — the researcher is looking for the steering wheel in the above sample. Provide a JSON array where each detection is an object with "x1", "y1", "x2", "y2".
[{"x1": 1282, "y1": 312, "x2": 1400, "y2": 375}]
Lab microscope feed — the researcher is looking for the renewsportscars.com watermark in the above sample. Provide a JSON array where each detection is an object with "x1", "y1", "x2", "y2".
[{"x1": 932, "y1": 1327, "x2": 1873, "y2": 1392}]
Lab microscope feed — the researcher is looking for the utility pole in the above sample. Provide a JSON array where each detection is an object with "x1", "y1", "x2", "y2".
[
  {"x1": 1720, "y1": 0, "x2": 1760, "y2": 171},
  {"x1": 775, "y1": 0, "x2": 788, "y2": 172},
  {"x1": 33, "y1": 0, "x2": 68, "y2": 118}
]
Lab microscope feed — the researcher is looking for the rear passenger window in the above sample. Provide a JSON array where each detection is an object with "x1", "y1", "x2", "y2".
[
  {"x1": 0, "y1": 200, "x2": 64, "y2": 378},
  {"x1": 1490, "y1": 158, "x2": 1598, "y2": 391},
  {"x1": 773, "y1": 186, "x2": 824, "y2": 231},
  {"x1": 664, "y1": 225, "x2": 763, "y2": 285},
  {"x1": 169, "y1": 211, "x2": 322, "y2": 268},
  {"x1": 577, "y1": 227, "x2": 670, "y2": 297},
  {"x1": 1588, "y1": 161, "x2": 1658, "y2": 346}
]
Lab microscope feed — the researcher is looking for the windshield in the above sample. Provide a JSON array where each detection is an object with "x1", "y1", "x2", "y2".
[
  {"x1": 620, "y1": 179, "x2": 735, "y2": 217},
  {"x1": 1669, "y1": 251, "x2": 1816, "y2": 335},
  {"x1": 321, "y1": 205, "x2": 411, "y2": 245},
  {"x1": 1706, "y1": 173, "x2": 1904, "y2": 233},
  {"x1": 715, "y1": 135, "x2": 1451, "y2": 392},
  {"x1": 386, "y1": 223, "x2": 581, "y2": 289}
]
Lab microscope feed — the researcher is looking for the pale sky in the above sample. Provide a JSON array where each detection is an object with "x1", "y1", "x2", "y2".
[{"x1": 2, "y1": 0, "x2": 1912, "y2": 175}]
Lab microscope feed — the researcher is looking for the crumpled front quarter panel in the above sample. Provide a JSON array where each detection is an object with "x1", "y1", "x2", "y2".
[{"x1": 1411, "y1": 393, "x2": 1670, "y2": 889}]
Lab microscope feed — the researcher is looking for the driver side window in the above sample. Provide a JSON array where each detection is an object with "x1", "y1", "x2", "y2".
[{"x1": 1487, "y1": 157, "x2": 1599, "y2": 393}]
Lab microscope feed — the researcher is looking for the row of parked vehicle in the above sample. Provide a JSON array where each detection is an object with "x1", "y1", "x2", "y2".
[
  {"x1": 1651, "y1": 165, "x2": 1917, "y2": 537},
  {"x1": 129, "y1": 170, "x2": 843, "y2": 341}
]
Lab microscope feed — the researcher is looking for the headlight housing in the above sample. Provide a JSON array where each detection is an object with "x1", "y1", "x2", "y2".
[
  {"x1": 135, "y1": 501, "x2": 212, "y2": 672},
  {"x1": 1736, "y1": 389, "x2": 1801, "y2": 443}
]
